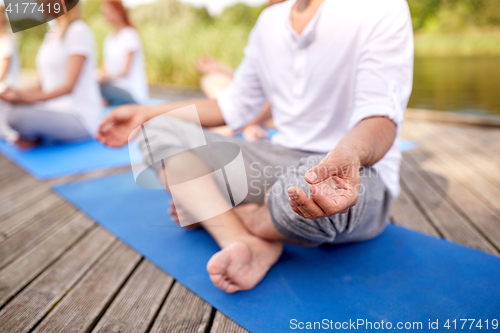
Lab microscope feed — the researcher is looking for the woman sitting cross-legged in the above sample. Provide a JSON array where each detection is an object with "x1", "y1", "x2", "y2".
[
  {"x1": 97, "y1": 0, "x2": 148, "y2": 106},
  {"x1": 0, "y1": 0, "x2": 102, "y2": 149}
]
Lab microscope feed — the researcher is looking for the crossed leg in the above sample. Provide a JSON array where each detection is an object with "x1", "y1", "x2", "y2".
[{"x1": 159, "y1": 151, "x2": 283, "y2": 294}]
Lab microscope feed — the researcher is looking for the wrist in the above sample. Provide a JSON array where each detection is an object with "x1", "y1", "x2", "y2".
[{"x1": 330, "y1": 146, "x2": 362, "y2": 169}]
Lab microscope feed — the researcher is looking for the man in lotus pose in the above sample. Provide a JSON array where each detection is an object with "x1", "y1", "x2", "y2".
[{"x1": 97, "y1": 0, "x2": 413, "y2": 293}]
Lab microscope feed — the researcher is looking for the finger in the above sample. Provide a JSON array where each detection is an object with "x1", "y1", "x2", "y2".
[
  {"x1": 309, "y1": 184, "x2": 346, "y2": 216},
  {"x1": 305, "y1": 162, "x2": 331, "y2": 185},
  {"x1": 99, "y1": 116, "x2": 115, "y2": 133},
  {"x1": 294, "y1": 201, "x2": 313, "y2": 219},
  {"x1": 288, "y1": 186, "x2": 324, "y2": 218},
  {"x1": 288, "y1": 198, "x2": 305, "y2": 218}
]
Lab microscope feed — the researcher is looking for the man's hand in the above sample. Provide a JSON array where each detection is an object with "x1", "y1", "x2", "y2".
[
  {"x1": 287, "y1": 147, "x2": 361, "y2": 219},
  {"x1": 242, "y1": 124, "x2": 267, "y2": 142},
  {"x1": 97, "y1": 105, "x2": 146, "y2": 147}
]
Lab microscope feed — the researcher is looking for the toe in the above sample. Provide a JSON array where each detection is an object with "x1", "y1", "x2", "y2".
[{"x1": 225, "y1": 283, "x2": 241, "y2": 294}]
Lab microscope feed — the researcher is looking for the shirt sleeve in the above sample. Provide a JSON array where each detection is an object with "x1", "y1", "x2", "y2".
[
  {"x1": 217, "y1": 25, "x2": 267, "y2": 130},
  {"x1": 0, "y1": 38, "x2": 13, "y2": 58},
  {"x1": 348, "y1": 1, "x2": 414, "y2": 131},
  {"x1": 64, "y1": 21, "x2": 94, "y2": 57},
  {"x1": 120, "y1": 28, "x2": 141, "y2": 53}
]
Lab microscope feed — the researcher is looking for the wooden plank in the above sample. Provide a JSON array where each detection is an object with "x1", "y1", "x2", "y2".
[
  {"x1": 405, "y1": 108, "x2": 500, "y2": 127},
  {"x1": 457, "y1": 125, "x2": 500, "y2": 155},
  {"x1": 0, "y1": 183, "x2": 54, "y2": 220},
  {"x1": 0, "y1": 168, "x2": 27, "y2": 190},
  {"x1": 391, "y1": 184, "x2": 441, "y2": 237},
  {"x1": 0, "y1": 213, "x2": 94, "y2": 308},
  {"x1": 426, "y1": 122, "x2": 500, "y2": 176},
  {"x1": 0, "y1": 203, "x2": 77, "y2": 269},
  {"x1": 403, "y1": 147, "x2": 500, "y2": 252},
  {"x1": 0, "y1": 192, "x2": 65, "y2": 241},
  {"x1": 401, "y1": 121, "x2": 500, "y2": 214},
  {"x1": 400, "y1": 158, "x2": 498, "y2": 255},
  {"x1": 149, "y1": 282, "x2": 213, "y2": 333},
  {"x1": 32, "y1": 241, "x2": 142, "y2": 333},
  {"x1": 0, "y1": 228, "x2": 116, "y2": 333},
  {"x1": 430, "y1": 122, "x2": 500, "y2": 158},
  {"x1": 210, "y1": 312, "x2": 248, "y2": 333},
  {"x1": 92, "y1": 260, "x2": 174, "y2": 333},
  {"x1": 0, "y1": 175, "x2": 41, "y2": 204},
  {"x1": 0, "y1": 162, "x2": 26, "y2": 186}
]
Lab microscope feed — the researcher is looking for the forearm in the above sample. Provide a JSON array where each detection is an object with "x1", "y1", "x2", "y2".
[
  {"x1": 335, "y1": 116, "x2": 397, "y2": 167},
  {"x1": 34, "y1": 85, "x2": 71, "y2": 101},
  {"x1": 247, "y1": 102, "x2": 272, "y2": 126},
  {"x1": 0, "y1": 57, "x2": 10, "y2": 82},
  {"x1": 140, "y1": 99, "x2": 226, "y2": 128},
  {"x1": 27, "y1": 55, "x2": 86, "y2": 102}
]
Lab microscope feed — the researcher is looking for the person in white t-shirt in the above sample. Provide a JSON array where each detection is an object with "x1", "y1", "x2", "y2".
[
  {"x1": 0, "y1": 0, "x2": 102, "y2": 148},
  {"x1": 0, "y1": 6, "x2": 21, "y2": 141},
  {"x1": 97, "y1": 0, "x2": 148, "y2": 106},
  {"x1": 97, "y1": 0, "x2": 413, "y2": 293}
]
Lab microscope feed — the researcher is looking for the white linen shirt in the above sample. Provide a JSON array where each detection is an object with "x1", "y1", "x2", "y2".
[{"x1": 217, "y1": 0, "x2": 414, "y2": 198}]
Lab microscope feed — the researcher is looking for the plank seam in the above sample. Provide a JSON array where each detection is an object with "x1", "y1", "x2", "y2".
[
  {"x1": 144, "y1": 274, "x2": 177, "y2": 333},
  {"x1": 25, "y1": 236, "x2": 119, "y2": 333},
  {"x1": 0, "y1": 224, "x2": 98, "y2": 313},
  {"x1": 84, "y1": 257, "x2": 145, "y2": 333},
  {"x1": 404, "y1": 152, "x2": 500, "y2": 253}
]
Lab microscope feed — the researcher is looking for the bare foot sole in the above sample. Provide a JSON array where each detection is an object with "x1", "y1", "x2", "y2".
[{"x1": 206, "y1": 235, "x2": 283, "y2": 293}]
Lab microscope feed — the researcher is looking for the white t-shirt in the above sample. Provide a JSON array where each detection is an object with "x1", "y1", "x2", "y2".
[
  {"x1": 217, "y1": 0, "x2": 414, "y2": 199},
  {"x1": 103, "y1": 27, "x2": 149, "y2": 102},
  {"x1": 0, "y1": 34, "x2": 20, "y2": 88},
  {"x1": 36, "y1": 20, "x2": 103, "y2": 135}
]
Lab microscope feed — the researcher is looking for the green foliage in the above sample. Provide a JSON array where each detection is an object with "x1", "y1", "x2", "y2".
[
  {"x1": 86, "y1": 0, "x2": 260, "y2": 86},
  {"x1": 408, "y1": 0, "x2": 500, "y2": 32}
]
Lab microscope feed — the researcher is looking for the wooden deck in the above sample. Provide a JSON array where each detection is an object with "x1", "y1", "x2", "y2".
[{"x1": 0, "y1": 118, "x2": 499, "y2": 333}]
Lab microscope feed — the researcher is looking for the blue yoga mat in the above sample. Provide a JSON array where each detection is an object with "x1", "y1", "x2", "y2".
[
  {"x1": 0, "y1": 139, "x2": 142, "y2": 180},
  {"x1": 53, "y1": 171, "x2": 500, "y2": 333}
]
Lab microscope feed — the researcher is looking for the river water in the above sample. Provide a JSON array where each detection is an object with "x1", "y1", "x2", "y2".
[{"x1": 409, "y1": 57, "x2": 500, "y2": 116}]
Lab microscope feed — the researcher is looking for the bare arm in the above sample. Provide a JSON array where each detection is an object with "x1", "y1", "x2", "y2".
[
  {"x1": 117, "y1": 51, "x2": 134, "y2": 78},
  {"x1": 34, "y1": 55, "x2": 86, "y2": 101},
  {"x1": 288, "y1": 116, "x2": 396, "y2": 219},
  {"x1": 0, "y1": 56, "x2": 10, "y2": 82},
  {"x1": 3, "y1": 55, "x2": 86, "y2": 104},
  {"x1": 139, "y1": 99, "x2": 225, "y2": 127},
  {"x1": 247, "y1": 102, "x2": 272, "y2": 126},
  {"x1": 335, "y1": 116, "x2": 396, "y2": 167},
  {"x1": 100, "y1": 51, "x2": 134, "y2": 82},
  {"x1": 97, "y1": 99, "x2": 226, "y2": 147}
]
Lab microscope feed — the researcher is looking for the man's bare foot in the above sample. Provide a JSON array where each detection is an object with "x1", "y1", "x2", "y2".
[
  {"x1": 207, "y1": 235, "x2": 283, "y2": 293},
  {"x1": 169, "y1": 200, "x2": 201, "y2": 230},
  {"x1": 232, "y1": 203, "x2": 260, "y2": 225},
  {"x1": 14, "y1": 137, "x2": 40, "y2": 150}
]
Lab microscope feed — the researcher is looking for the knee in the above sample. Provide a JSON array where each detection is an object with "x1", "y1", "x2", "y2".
[{"x1": 6, "y1": 110, "x2": 20, "y2": 131}]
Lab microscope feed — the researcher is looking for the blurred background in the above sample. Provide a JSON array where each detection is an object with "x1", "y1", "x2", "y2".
[{"x1": 13, "y1": 0, "x2": 500, "y2": 115}]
